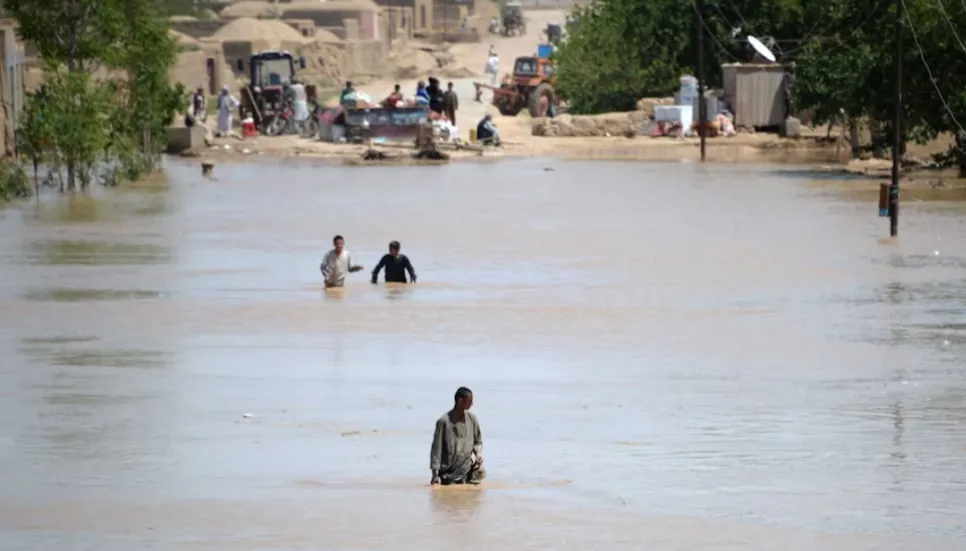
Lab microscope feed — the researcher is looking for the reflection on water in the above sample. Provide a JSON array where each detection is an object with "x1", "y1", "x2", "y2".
[
  {"x1": 0, "y1": 158, "x2": 965, "y2": 550},
  {"x1": 23, "y1": 240, "x2": 172, "y2": 266}
]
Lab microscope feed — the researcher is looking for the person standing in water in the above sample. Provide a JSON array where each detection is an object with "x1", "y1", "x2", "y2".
[
  {"x1": 430, "y1": 387, "x2": 485, "y2": 485},
  {"x1": 320, "y1": 235, "x2": 364, "y2": 288},
  {"x1": 371, "y1": 241, "x2": 417, "y2": 284}
]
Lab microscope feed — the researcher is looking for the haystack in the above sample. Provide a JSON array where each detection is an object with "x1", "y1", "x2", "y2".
[
  {"x1": 169, "y1": 29, "x2": 199, "y2": 46},
  {"x1": 314, "y1": 29, "x2": 341, "y2": 43},
  {"x1": 213, "y1": 17, "x2": 308, "y2": 43}
]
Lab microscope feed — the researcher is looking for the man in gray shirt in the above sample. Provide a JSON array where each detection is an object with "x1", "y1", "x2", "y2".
[
  {"x1": 320, "y1": 234, "x2": 364, "y2": 288},
  {"x1": 430, "y1": 387, "x2": 485, "y2": 485}
]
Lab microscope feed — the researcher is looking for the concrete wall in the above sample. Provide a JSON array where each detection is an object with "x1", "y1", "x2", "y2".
[
  {"x1": 166, "y1": 125, "x2": 207, "y2": 154},
  {"x1": 0, "y1": 20, "x2": 26, "y2": 157}
]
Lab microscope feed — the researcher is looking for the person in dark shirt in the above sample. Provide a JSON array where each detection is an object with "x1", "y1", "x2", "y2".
[
  {"x1": 442, "y1": 81, "x2": 459, "y2": 125},
  {"x1": 371, "y1": 240, "x2": 417, "y2": 284},
  {"x1": 426, "y1": 77, "x2": 444, "y2": 115}
]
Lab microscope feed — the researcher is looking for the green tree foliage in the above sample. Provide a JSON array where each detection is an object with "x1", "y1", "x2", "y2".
[
  {"x1": 793, "y1": 0, "x2": 966, "y2": 163},
  {"x1": 556, "y1": 0, "x2": 966, "y2": 164},
  {"x1": 4, "y1": 0, "x2": 184, "y2": 192},
  {"x1": 554, "y1": 0, "x2": 692, "y2": 114},
  {"x1": 554, "y1": 0, "x2": 810, "y2": 114}
]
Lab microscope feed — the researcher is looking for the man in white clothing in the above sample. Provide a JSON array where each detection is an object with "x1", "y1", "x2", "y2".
[
  {"x1": 216, "y1": 85, "x2": 239, "y2": 137},
  {"x1": 320, "y1": 235, "x2": 364, "y2": 288}
]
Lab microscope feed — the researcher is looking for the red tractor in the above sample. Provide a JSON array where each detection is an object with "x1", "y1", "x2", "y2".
[
  {"x1": 239, "y1": 50, "x2": 307, "y2": 131},
  {"x1": 476, "y1": 56, "x2": 557, "y2": 118}
]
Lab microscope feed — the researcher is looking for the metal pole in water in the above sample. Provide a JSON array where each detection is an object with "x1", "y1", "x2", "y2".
[
  {"x1": 696, "y1": 0, "x2": 707, "y2": 162},
  {"x1": 890, "y1": 0, "x2": 903, "y2": 237}
]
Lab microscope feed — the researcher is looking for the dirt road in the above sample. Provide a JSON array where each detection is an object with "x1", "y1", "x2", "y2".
[{"x1": 360, "y1": 9, "x2": 569, "y2": 143}]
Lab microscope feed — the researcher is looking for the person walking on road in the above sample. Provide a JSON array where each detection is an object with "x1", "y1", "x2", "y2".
[{"x1": 443, "y1": 82, "x2": 459, "y2": 125}]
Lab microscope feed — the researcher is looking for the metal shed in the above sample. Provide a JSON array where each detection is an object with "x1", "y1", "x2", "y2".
[{"x1": 721, "y1": 63, "x2": 787, "y2": 128}]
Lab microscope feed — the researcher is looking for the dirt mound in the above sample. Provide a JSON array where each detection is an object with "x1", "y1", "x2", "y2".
[
  {"x1": 213, "y1": 17, "x2": 306, "y2": 43},
  {"x1": 532, "y1": 112, "x2": 650, "y2": 138},
  {"x1": 392, "y1": 48, "x2": 438, "y2": 80},
  {"x1": 441, "y1": 66, "x2": 475, "y2": 78},
  {"x1": 296, "y1": 41, "x2": 348, "y2": 87},
  {"x1": 635, "y1": 97, "x2": 674, "y2": 117},
  {"x1": 169, "y1": 29, "x2": 198, "y2": 46},
  {"x1": 314, "y1": 29, "x2": 341, "y2": 43}
]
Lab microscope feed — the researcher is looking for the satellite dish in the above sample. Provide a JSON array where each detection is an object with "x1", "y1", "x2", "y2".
[{"x1": 747, "y1": 35, "x2": 777, "y2": 63}]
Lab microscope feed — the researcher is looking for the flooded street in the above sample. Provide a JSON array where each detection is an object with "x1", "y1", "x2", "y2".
[{"x1": 1, "y1": 158, "x2": 964, "y2": 550}]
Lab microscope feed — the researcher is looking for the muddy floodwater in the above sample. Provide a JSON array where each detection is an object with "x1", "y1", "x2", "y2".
[{"x1": 1, "y1": 158, "x2": 965, "y2": 550}]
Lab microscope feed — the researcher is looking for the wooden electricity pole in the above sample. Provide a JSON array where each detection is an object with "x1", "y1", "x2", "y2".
[
  {"x1": 890, "y1": 0, "x2": 903, "y2": 237},
  {"x1": 696, "y1": 0, "x2": 707, "y2": 162}
]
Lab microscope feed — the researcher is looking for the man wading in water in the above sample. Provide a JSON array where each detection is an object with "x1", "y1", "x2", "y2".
[
  {"x1": 320, "y1": 235, "x2": 364, "y2": 288},
  {"x1": 371, "y1": 241, "x2": 417, "y2": 284},
  {"x1": 431, "y1": 387, "x2": 485, "y2": 485}
]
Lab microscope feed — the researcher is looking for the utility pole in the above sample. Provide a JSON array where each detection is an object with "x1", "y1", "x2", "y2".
[
  {"x1": 890, "y1": 0, "x2": 903, "y2": 237},
  {"x1": 696, "y1": 0, "x2": 707, "y2": 162}
]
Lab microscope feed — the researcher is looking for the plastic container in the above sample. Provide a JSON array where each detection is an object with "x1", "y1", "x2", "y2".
[
  {"x1": 537, "y1": 43, "x2": 553, "y2": 59},
  {"x1": 241, "y1": 118, "x2": 258, "y2": 138}
]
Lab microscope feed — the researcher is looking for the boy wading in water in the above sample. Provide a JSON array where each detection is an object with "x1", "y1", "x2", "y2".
[
  {"x1": 320, "y1": 235, "x2": 364, "y2": 288},
  {"x1": 430, "y1": 387, "x2": 485, "y2": 485},
  {"x1": 371, "y1": 240, "x2": 417, "y2": 284}
]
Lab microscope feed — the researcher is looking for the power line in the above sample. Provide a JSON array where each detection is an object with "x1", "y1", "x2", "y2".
[
  {"x1": 932, "y1": 0, "x2": 966, "y2": 57},
  {"x1": 900, "y1": 0, "x2": 966, "y2": 134},
  {"x1": 691, "y1": 0, "x2": 742, "y2": 61}
]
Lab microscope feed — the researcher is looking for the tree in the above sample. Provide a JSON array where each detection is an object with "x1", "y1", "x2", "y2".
[
  {"x1": 4, "y1": 0, "x2": 185, "y2": 192},
  {"x1": 554, "y1": 0, "x2": 692, "y2": 114},
  {"x1": 793, "y1": 0, "x2": 966, "y2": 164},
  {"x1": 552, "y1": 0, "x2": 810, "y2": 114}
]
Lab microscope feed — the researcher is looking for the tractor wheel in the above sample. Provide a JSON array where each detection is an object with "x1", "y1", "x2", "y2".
[
  {"x1": 528, "y1": 82, "x2": 555, "y2": 118},
  {"x1": 264, "y1": 114, "x2": 285, "y2": 137},
  {"x1": 300, "y1": 117, "x2": 319, "y2": 139},
  {"x1": 497, "y1": 96, "x2": 523, "y2": 116}
]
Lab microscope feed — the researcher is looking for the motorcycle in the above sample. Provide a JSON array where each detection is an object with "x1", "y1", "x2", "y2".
[{"x1": 263, "y1": 101, "x2": 319, "y2": 139}]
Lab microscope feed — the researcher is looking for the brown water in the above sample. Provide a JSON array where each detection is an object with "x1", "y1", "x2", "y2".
[{"x1": 1, "y1": 158, "x2": 965, "y2": 550}]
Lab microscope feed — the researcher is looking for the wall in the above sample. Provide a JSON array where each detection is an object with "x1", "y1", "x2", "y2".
[
  {"x1": 415, "y1": 0, "x2": 433, "y2": 33},
  {"x1": 170, "y1": 45, "x2": 232, "y2": 96},
  {"x1": 283, "y1": 9, "x2": 380, "y2": 40},
  {"x1": 722, "y1": 63, "x2": 786, "y2": 128},
  {"x1": 0, "y1": 20, "x2": 26, "y2": 157},
  {"x1": 343, "y1": 40, "x2": 389, "y2": 79},
  {"x1": 284, "y1": 18, "x2": 318, "y2": 39}
]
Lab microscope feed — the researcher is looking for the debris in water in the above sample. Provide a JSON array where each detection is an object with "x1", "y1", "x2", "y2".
[
  {"x1": 942, "y1": 339, "x2": 951, "y2": 348},
  {"x1": 362, "y1": 149, "x2": 388, "y2": 161},
  {"x1": 242, "y1": 413, "x2": 254, "y2": 419},
  {"x1": 934, "y1": 250, "x2": 940, "y2": 256}
]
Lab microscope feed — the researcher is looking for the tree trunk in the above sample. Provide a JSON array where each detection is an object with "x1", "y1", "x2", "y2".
[
  {"x1": 956, "y1": 133, "x2": 966, "y2": 178},
  {"x1": 849, "y1": 122, "x2": 860, "y2": 158}
]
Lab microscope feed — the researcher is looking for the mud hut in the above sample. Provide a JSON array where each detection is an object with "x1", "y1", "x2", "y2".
[
  {"x1": 281, "y1": 0, "x2": 381, "y2": 41},
  {"x1": 219, "y1": 1, "x2": 279, "y2": 19}
]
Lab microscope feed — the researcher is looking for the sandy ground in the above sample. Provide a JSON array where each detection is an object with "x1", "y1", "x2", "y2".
[{"x1": 195, "y1": 8, "x2": 957, "y2": 175}]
